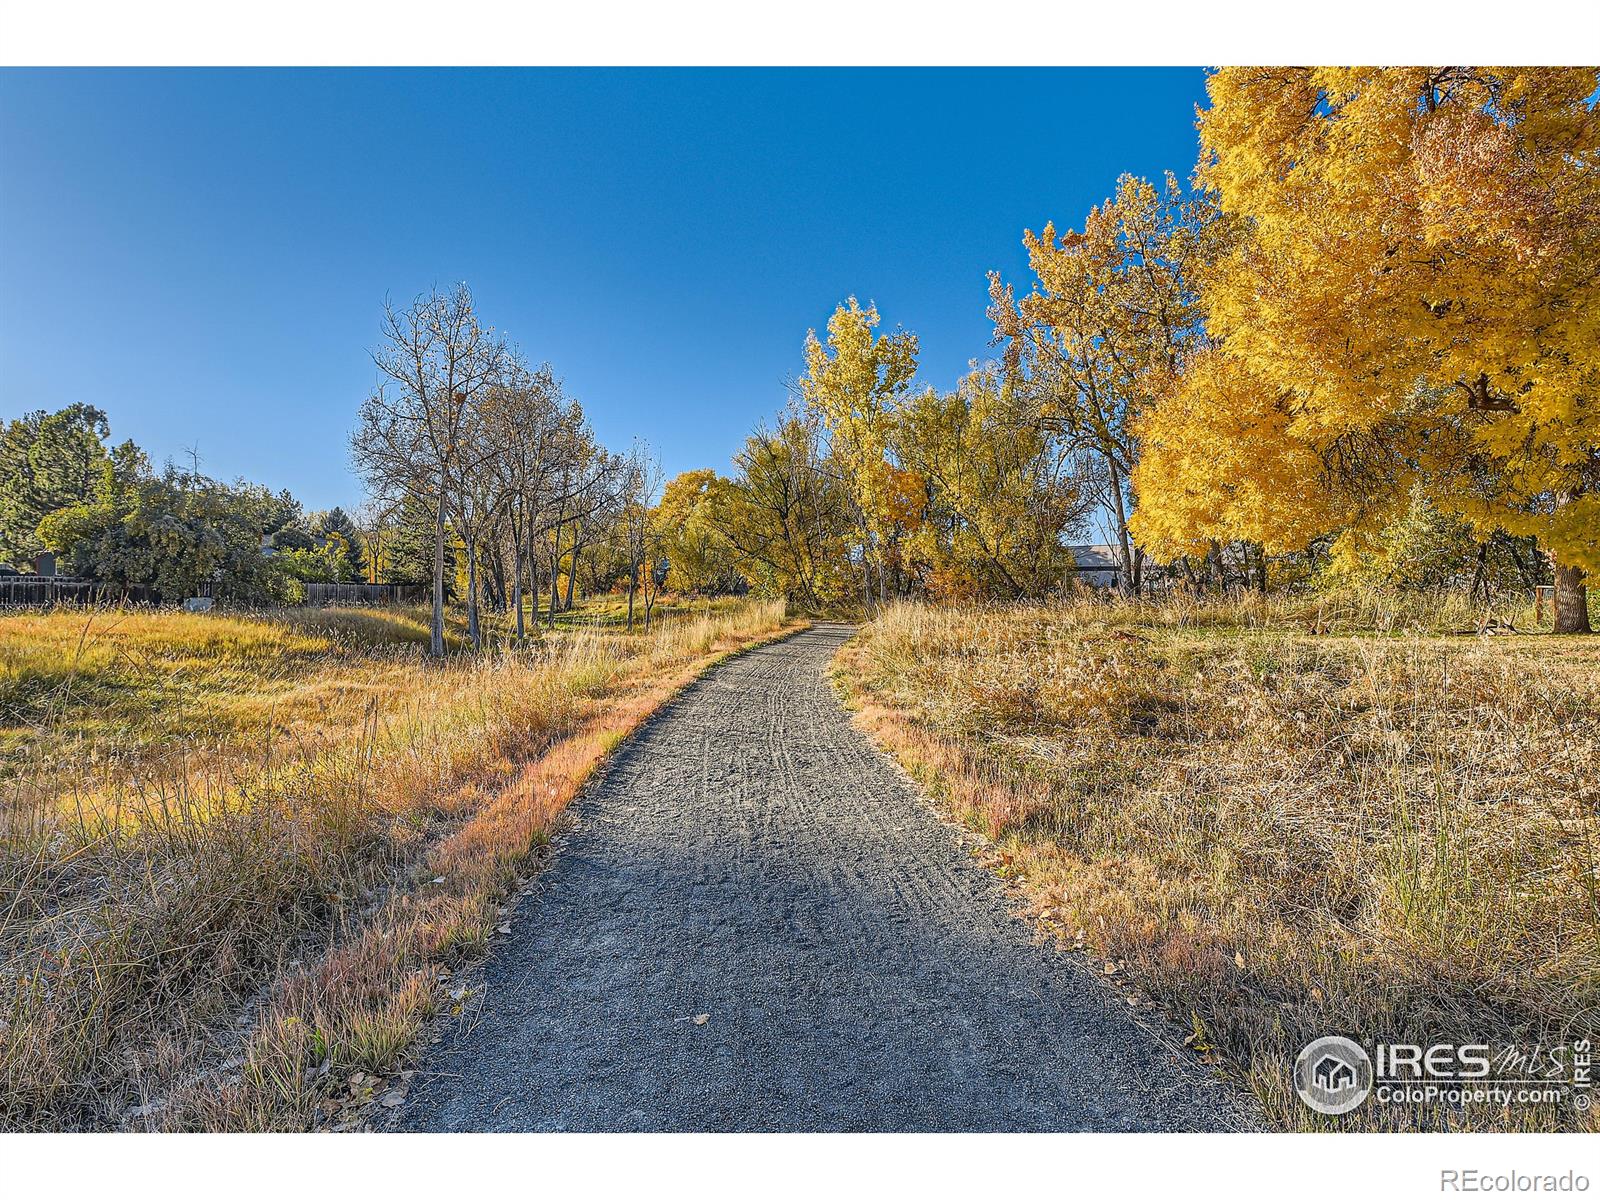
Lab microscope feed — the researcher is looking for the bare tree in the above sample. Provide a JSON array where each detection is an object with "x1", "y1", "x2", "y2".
[
  {"x1": 480, "y1": 360, "x2": 567, "y2": 641},
  {"x1": 618, "y1": 449, "x2": 666, "y2": 632},
  {"x1": 540, "y1": 424, "x2": 627, "y2": 630},
  {"x1": 352, "y1": 495, "x2": 398, "y2": 584},
  {"x1": 352, "y1": 284, "x2": 507, "y2": 656}
]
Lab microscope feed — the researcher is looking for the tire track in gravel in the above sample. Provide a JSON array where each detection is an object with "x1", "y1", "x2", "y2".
[{"x1": 397, "y1": 624, "x2": 1251, "y2": 1132}]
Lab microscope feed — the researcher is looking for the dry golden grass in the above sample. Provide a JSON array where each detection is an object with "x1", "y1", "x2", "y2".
[
  {"x1": 0, "y1": 598, "x2": 794, "y2": 1130},
  {"x1": 838, "y1": 594, "x2": 1600, "y2": 1132}
]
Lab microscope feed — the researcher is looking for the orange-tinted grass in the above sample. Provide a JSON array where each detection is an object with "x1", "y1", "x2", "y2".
[{"x1": 168, "y1": 613, "x2": 805, "y2": 1131}]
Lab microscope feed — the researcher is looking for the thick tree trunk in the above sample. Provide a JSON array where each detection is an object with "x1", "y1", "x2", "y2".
[
  {"x1": 1106, "y1": 456, "x2": 1136, "y2": 597},
  {"x1": 1469, "y1": 543, "x2": 1489, "y2": 605},
  {"x1": 1551, "y1": 559, "x2": 1592, "y2": 634},
  {"x1": 1207, "y1": 540, "x2": 1225, "y2": 593},
  {"x1": 430, "y1": 497, "x2": 446, "y2": 658}
]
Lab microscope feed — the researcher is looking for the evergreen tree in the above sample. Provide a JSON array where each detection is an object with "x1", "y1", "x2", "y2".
[
  {"x1": 382, "y1": 492, "x2": 455, "y2": 598},
  {"x1": 311, "y1": 505, "x2": 368, "y2": 581}
]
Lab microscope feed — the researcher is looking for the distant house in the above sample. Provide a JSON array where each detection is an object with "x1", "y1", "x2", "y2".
[{"x1": 1068, "y1": 544, "x2": 1124, "y2": 589}]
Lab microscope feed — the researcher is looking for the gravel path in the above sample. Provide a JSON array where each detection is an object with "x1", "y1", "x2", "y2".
[{"x1": 399, "y1": 624, "x2": 1248, "y2": 1131}]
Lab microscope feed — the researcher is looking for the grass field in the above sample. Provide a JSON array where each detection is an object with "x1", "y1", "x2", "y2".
[
  {"x1": 0, "y1": 596, "x2": 793, "y2": 1130},
  {"x1": 838, "y1": 594, "x2": 1600, "y2": 1132}
]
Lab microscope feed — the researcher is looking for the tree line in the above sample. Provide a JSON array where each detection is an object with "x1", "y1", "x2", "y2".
[
  {"x1": 0, "y1": 403, "x2": 376, "y2": 602},
  {"x1": 10, "y1": 67, "x2": 1593, "y2": 635},
  {"x1": 690, "y1": 66, "x2": 1598, "y2": 632},
  {"x1": 351, "y1": 283, "x2": 675, "y2": 656}
]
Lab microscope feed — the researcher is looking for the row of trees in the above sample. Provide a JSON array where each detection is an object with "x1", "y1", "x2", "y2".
[
  {"x1": 0, "y1": 403, "x2": 377, "y2": 603},
  {"x1": 13, "y1": 68, "x2": 1591, "y2": 634},
  {"x1": 689, "y1": 309, "x2": 1091, "y2": 611},
  {"x1": 351, "y1": 284, "x2": 671, "y2": 656},
  {"x1": 689, "y1": 66, "x2": 1596, "y2": 631}
]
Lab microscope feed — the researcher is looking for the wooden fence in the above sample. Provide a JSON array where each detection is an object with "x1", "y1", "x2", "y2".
[
  {"x1": 303, "y1": 582, "x2": 427, "y2": 607},
  {"x1": 0, "y1": 576, "x2": 423, "y2": 608},
  {"x1": 0, "y1": 576, "x2": 151, "y2": 606}
]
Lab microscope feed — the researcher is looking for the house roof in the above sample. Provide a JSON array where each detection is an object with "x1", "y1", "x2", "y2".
[{"x1": 1067, "y1": 544, "x2": 1122, "y2": 572}]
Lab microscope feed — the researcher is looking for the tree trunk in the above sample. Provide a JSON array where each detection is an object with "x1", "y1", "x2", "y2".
[
  {"x1": 430, "y1": 497, "x2": 446, "y2": 658},
  {"x1": 1106, "y1": 456, "x2": 1135, "y2": 597},
  {"x1": 524, "y1": 513, "x2": 539, "y2": 632},
  {"x1": 565, "y1": 544, "x2": 580, "y2": 610},
  {"x1": 1505, "y1": 537, "x2": 1540, "y2": 591},
  {"x1": 548, "y1": 541, "x2": 560, "y2": 630},
  {"x1": 512, "y1": 554, "x2": 524, "y2": 641},
  {"x1": 466, "y1": 536, "x2": 480, "y2": 651},
  {"x1": 627, "y1": 573, "x2": 636, "y2": 633},
  {"x1": 1551, "y1": 558, "x2": 1592, "y2": 634},
  {"x1": 1469, "y1": 543, "x2": 1489, "y2": 605},
  {"x1": 511, "y1": 513, "x2": 525, "y2": 642}
]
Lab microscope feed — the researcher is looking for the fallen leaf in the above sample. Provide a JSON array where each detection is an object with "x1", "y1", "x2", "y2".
[
  {"x1": 497, "y1": 923, "x2": 512, "y2": 935},
  {"x1": 693, "y1": 1013, "x2": 709, "y2": 1026},
  {"x1": 1102, "y1": 962, "x2": 1118, "y2": 975},
  {"x1": 380, "y1": 1093, "x2": 404, "y2": 1108},
  {"x1": 1310, "y1": 986, "x2": 1326, "y2": 1005},
  {"x1": 1234, "y1": 950, "x2": 1247, "y2": 971}
]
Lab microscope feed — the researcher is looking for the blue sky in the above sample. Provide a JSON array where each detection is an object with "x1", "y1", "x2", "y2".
[{"x1": 0, "y1": 68, "x2": 1207, "y2": 512}]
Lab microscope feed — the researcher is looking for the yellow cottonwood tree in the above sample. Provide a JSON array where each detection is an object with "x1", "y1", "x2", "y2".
[
  {"x1": 990, "y1": 173, "x2": 1209, "y2": 592},
  {"x1": 799, "y1": 298, "x2": 919, "y2": 610},
  {"x1": 892, "y1": 367, "x2": 1085, "y2": 599},
  {"x1": 657, "y1": 468, "x2": 740, "y2": 594},
  {"x1": 1132, "y1": 67, "x2": 1600, "y2": 631}
]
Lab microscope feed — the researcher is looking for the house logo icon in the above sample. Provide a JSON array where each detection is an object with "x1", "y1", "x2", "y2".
[
  {"x1": 1295, "y1": 1036, "x2": 1373, "y2": 1115},
  {"x1": 1314, "y1": 1054, "x2": 1355, "y2": 1093}
]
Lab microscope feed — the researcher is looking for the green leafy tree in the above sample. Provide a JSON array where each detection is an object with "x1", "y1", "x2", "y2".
[
  {"x1": 0, "y1": 404, "x2": 125, "y2": 570},
  {"x1": 39, "y1": 457, "x2": 298, "y2": 604},
  {"x1": 309, "y1": 506, "x2": 369, "y2": 581},
  {"x1": 381, "y1": 492, "x2": 455, "y2": 598},
  {"x1": 707, "y1": 413, "x2": 855, "y2": 611},
  {"x1": 893, "y1": 367, "x2": 1087, "y2": 599},
  {"x1": 657, "y1": 469, "x2": 743, "y2": 595}
]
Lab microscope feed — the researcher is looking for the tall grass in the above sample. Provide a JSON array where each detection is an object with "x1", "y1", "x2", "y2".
[
  {"x1": 1, "y1": 598, "x2": 790, "y2": 1130},
  {"x1": 840, "y1": 597, "x2": 1600, "y2": 1131}
]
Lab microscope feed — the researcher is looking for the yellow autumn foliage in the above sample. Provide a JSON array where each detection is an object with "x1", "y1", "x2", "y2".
[{"x1": 1133, "y1": 67, "x2": 1600, "y2": 581}]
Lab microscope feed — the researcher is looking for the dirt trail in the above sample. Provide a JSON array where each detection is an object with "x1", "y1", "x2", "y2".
[{"x1": 399, "y1": 624, "x2": 1248, "y2": 1131}]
